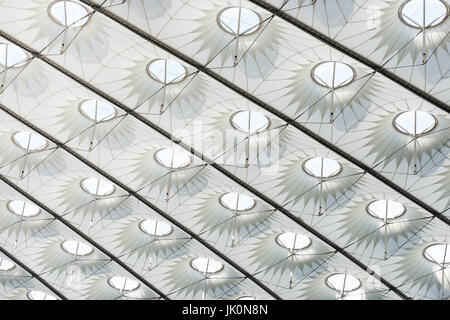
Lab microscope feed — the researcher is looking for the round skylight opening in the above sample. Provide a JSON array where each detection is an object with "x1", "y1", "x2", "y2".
[
  {"x1": 146, "y1": 59, "x2": 187, "y2": 85},
  {"x1": 107, "y1": 276, "x2": 140, "y2": 291},
  {"x1": 393, "y1": 110, "x2": 437, "y2": 136},
  {"x1": 154, "y1": 148, "x2": 192, "y2": 170},
  {"x1": 311, "y1": 61, "x2": 356, "y2": 89},
  {"x1": 303, "y1": 157, "x2": 343, "y2": 179},
  {"x1": 27, "y1": 290, "x2": 57, "y2": 300},
  {"x1": 218, "y1": 7, "x2": 262, "y2": 36},
  {"x1": 275, "y1": 232, "x2": 312, "y2": 251},
  {"x1": 79, "y1": 100, "x2": 118, "y2": 123},
  {"x1": 7, "y1": 200, "x2": 41, "y2": 217},
  {"x1": 325, "y1": 273, "x2": 362, "y2": 293},
  {"x1": 80, "y1": 177, "x2": 116, "y2": 196},
  {"x1": 190, "y1": 257, "x2": 224, "y2": 274},
  {"x1": 366, "y1": 199, "x2": 406, "y2": 221},
  {"x1": 0, "y1": 43, "x2": 29, "y2": 68},
  {"x1": 230, "y1": 110, "x2": 271, "y2": 134},
  {"x1": 423, "y1": 243, "x2": 449, "y2": 266},
  {"x1": 139, "y1": 219, "x2": 173, "y2": 237},
  {"x1": 12, "y1": 131, "x2": 48, "y2": 152},
  {"x1": 48, "y1": 0, "x2": 89, "y2": 28},
  {"x1": 0, "y1": 258, "x2": 15, "y2": 271},
  {"x1": 219, "y1": 192, "x2": 256, "y2": 212},
  {"x1": 399, "y1": 0, "x2": 449, "y2": 29},
  {"x1": 61, "y1": 240, "x2": 94, "y2": 256}
]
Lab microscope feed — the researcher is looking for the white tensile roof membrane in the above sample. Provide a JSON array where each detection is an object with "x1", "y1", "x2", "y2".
[{"x1": 0, "y1": 0, "x2": 448, "y2": 300}]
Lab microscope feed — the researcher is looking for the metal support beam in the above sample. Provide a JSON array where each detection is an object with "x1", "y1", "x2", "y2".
[
  {"x1": 0, "y1": 101, "x2": 168, "y2": 300},
  {"x1": 0, "y1": 99, "x2": 281, "y2": 300},
  {"x1": 0, "y1": 245, "x2": 68, "y2": 300},
  {"x1": 0, "y1": 170, "x2": 168, "y2": 300},
  {"x1": 0, "y1": 31, "x2": 408, "y2": 299},
  {"x1": 74, "y1": 2, "x2": 449, "y2": 224}
]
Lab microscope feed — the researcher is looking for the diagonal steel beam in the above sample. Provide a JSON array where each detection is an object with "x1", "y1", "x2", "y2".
[
  {"x1": 0, "y1": 245, "x2": 68, "y2": 300},
  {"x1": 0, "y1": 104, "x2": 168, "y2": 300},
  {"x1": 249, "y1": 0, "x2": 450, "y2": 113},
  {"x1": 0, "y1": 105, "x2": 281, "y2": 300},
  {"x1": 76, "y1": 2, "x2": 449, "y2": 224},
  {"x1": 0, "y1": 30, "x2": 408, "y2": 299}
]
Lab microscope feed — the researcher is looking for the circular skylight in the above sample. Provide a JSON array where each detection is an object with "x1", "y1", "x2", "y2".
[
  {"x1": 303, "y1": 157, "x2": 342, "y2": 179},
  {"x1": 61, "y1": 240, "x2": 94, "y2": 256},
  {"x1": 7, "y1": 200, "x2": 41, "y2": 217},
  {"x1": 190, "y1": 257, "x2": 224, "y2": 274},
  {"x1": 311, "y1": 61, "x2": 356, "y2": 89},
  {"x1": 275, "y1": 232, "x2": 312, "y2": 251},
  {"x1": 0, "y1": 43, "x2": 28, "y2": 68},
  {"x1": 108, "y1": 276, "x2": 140, "y2": 291},
  {"x1": 146, "y1": 59, "x2": 187, "y2": 85},
  {"x1": 27, "y1": 290, "x2": 57, "y2": 300},
  {"x1": 79, "y1": 100, "x2": 117, "y2": 123},
  {"x1": 139, "y1": 219, "x2": 173, "y2": 237},
  {"x1": 219, "y1": 192, "x2": 256, "y2": 212},
  {"x1": 0, "y1": 258, "x2": 15, "y2": 271},
  {"x1": 399, "y1": 0, "x2": 449, "y2": 29},
  {"x1": 423, "y1": 243, "x2": 449, "y2": 266},
  {"x1": 48, "y1": 0, "x2": 89, "y2": 28},
  {"x1": 366, "y1": 199, "x2": 406, "y2": 221},
  {"x1": 12, "y1": 131, "x2": 48, "y2": 152},
  {"x1": 218, "y1": 7, "x2": 262, "y2": 36},
  {"x1": 230, "y1": 110, "x2": 270, "y2": 134},
  {"x1": 325, "y1": 273, "x2": 362, "y2": 293},
  {"x1": 154, "y1": 148, "x2": 191, "y2": 169},
  {"x1": 80, "y1": 177, "x2": 116, "y2": 196},
  {"x1": 393, "y1": 110, "x2": 437, "y2": 136}
]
